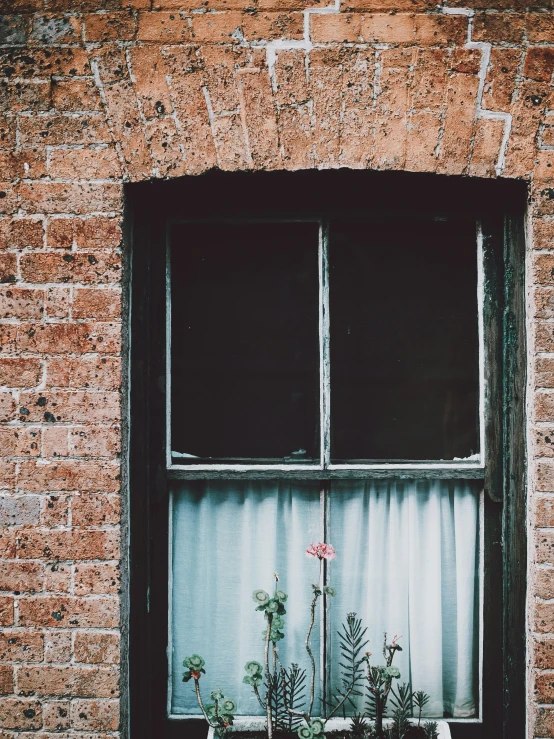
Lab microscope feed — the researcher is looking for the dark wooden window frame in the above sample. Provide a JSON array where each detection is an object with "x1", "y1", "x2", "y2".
[{"x1": 125, "y1": 170, "x2": 527, "y2": 739}]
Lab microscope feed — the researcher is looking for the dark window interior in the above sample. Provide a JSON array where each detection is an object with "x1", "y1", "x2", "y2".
[
  {"x1": 330, "y1": 218, "x2": 479, "y2": 461},
  {"x1": 171, "y1": 221, "x2": 320, "y2": 462}
]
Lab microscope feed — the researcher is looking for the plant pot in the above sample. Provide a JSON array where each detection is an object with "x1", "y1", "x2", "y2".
[{"x1": 206, "y1": 717, "x2": 452, "y2": 739}]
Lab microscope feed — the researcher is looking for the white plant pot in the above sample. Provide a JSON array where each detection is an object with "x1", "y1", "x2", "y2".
[{"x1": 207, "y1": 717, "x2": 452, "y2": 739}]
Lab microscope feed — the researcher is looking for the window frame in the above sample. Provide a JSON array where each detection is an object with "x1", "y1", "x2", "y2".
[{"x1": 127, "y1": 171, "x2": 527, "y2": 739}]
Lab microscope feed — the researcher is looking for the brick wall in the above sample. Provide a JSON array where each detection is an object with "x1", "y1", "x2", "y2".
[{"x1": 0, "y1": 0, "x2": 552, "y2": 736}]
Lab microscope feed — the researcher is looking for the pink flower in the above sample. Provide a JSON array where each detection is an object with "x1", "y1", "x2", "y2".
[
  {"x1": 306, "y1": 542, "x2": 337, "y2": 560},
  {"x1": 391, "y1": 634, "x2": 402, "y2": 648}
]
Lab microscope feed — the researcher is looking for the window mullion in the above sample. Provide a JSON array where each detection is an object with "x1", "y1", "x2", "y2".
[{"x1": 321, "y1": 221, "x2": 331, "y2": 469}]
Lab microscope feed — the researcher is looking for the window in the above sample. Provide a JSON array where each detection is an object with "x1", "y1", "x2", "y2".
[{"x1": 129, "y1": 171, "x2": 527, "y2": 739}]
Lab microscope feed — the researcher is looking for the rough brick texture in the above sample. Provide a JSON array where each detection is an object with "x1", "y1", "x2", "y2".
[{"x1": 0, "y1": 0, "x2": 551, "y2": 736}]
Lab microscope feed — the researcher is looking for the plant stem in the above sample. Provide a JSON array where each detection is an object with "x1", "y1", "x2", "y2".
[
  {"x1": 264, "y1": 614, "x2": 274, "y2": 739},
  {"x1": 254, "y1": 685, "x2": 266, "y2": 711},
  {"x1": 306, "y1": 590, "x2": 319, "y2": 718},
  {"x1": 194, "y1": 679, "x2": 216, "y2": 728}
]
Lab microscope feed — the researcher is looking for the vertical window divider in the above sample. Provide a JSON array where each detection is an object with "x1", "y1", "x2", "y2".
[
  {"x1": 320, "y1": 221, "x2": 331, "y2": 469},
  {"x1": 320, "y1": 482, "x2": 331, "y2": 716}
]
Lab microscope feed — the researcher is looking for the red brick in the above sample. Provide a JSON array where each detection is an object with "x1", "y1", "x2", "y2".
[
  {"x1": 46, "y1": 357, "x2": 121, "y2": 391},
  {"x1": 536, "y1": 707, "x2": 554, "y2": 737},
  {"x1": 469, "y1": 117, "x2": 505, "y2": 178},
  {"x1": 0, "y1": 632, "x2": 43, "y2": 663},
  {"x1": 84, "y1": 11, "x2": 136, "y2": 42},
  {"x1": 42, "y1": 700, "x2": 69, "y2": 730},
  {"x1": 0, "y1": 255, "x2": 16, "y2": 285},
  {"x1": 0, "y1": 600, "x2": 14, "y2": 628},
  {"x1": 48, "y1": 147, "x2": 122, "y2": 180},
  {"x1": 70, "y1": 698, "x2": 119, "y2": 730},
  {"x1": 41, "y1": 428, "x2": 68, "y2": 459},
  {"x1": 74, "y1": 562, "x2": 120, "y2": 596},
  {"x1": 18, "y1": 114, "x2": 111, "y2": 147},
  {"x1": 0, "y1": 289, "x2": 43, "y2": 320},
  {"x1": 137, "y1": 11, "x2": 191, "y2": 42},
  {"x1": 0, "y1": 666, "x2": 13, "y2": 694},
  {"x1": 536, "y1": 600, "x2": 554, "y2": 632},
  {"x1": 45, "y1": 287, "x2": 70, "y2": 320},
  {"x1": 0, "y1": 117, "x2": 16, "y2": 150},
  {"x1": 0, "y1": 359, "x2": 42, "y2": 389},
  {"x1": 72, "y1": 494, "x2": 121, "y2": 527},
  {"x1": 0, "y1": 699, "x2": 41, "y2": 730},
  {"x1": 20, "y1": 253, "x2": 121, "y2": 286},
  {"x1": 534, "y1": 218, "x2": 554, "y2": 249},
  {"x1": 51, "y1": 80, "x2": 102, "y2": 113},
  {"x1": 537, "y1": 358, "x2": 554, "y2": 388},
  {"x1": 0, "y1": 396, "x2": 16, "y2": 423},
  {"x1": 19, "y1": 596, "x2": 119, "y2": 629},
  {"x1": 74, "y1": 632, "x2": 120, "y2": 665},
  {"x1": 527, "y1": 12, "x2": 554, "y2": 44},
  {"x1": 524, "y1": 47, "x2": 554, "y2": 82},
  {"x1": 18, "y1": 391, "x2": 120, "y2": 424},
  {"x1": 472, "y1": 12, "x2": 524, "y2": 43},
  {"x1": 537, "y1": 392, "x2": 554, "y2": 421},
  {"x1": 44, "y1": 631, "x2": 71, "y2": 663},
  {"x1": 17, "y1": 529, "x2": 119, "y2": 560},
  {"x1": 40, "y1": 493, "x2": 69, "y2": 528},
  {"x1": 127, "y1": 46, "x2": 174, "y2": 120},
  {"x1": 482, "y1": 48, "x2": 522, "y2": 113},
  {"x1": 535, "y1": 670, "x2": 554, "y2": 703},
  {"x1": 73, "y1": 289, "x2": 121, "y2": 319},
  {"x1": 536, "y1": 530, "x2": 554, "y2": 563},
  {"x1": 310, "y1": 13, "x2": 361, "y2": 42},
  {"x1": 44, "y1": 562, "x2": 71, "y2": 594},
  {"x1": 16, "y1": 322, "x2": 121, "y2": 355},
  {"x1": 47, "y1": 217, "x2": 121, "y2": 251},
  {"x1": 16, "y1": 665, "x2": 119, "y2": 698},
  {"x1": 0, "y1": 48, "x2": 90, "y2": 78},
  {"x1": 18, "y1": 183, "x2": 123, "y2": 216},
  {"x1": 537, "y1": 495, "x2": 554, "y2": 526},
  {"x1": 0, "y1": 219, "x2": 44, "y2": 251},
  {"x1": 18, "y1": 460, "x2": 120, "y2": 493},
  {"x1": 0, "y1": 562, "x2": 43, "y2": 592}
]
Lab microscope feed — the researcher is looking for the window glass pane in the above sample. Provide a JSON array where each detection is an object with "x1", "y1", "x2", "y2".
[
  {"x1": 170, "y1": 480, "x2": 322, "y2": 716},
  {"x1": 170, "y1": 221, "x2": 320, "y2": 463},
  {"x1": 328, "y1": 479, "x2": 480, "y2": 718},
  {"x1": 329, "y1": 219, "x2": 479, "y2": 461}
]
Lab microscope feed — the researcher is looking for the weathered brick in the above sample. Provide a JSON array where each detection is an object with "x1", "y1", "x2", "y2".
[
  {"x1": 72, "y1": 289, "x2": 121, "y2": 319},
  {"x1": 0, "y1": 219, "x2": 44, "y2": 250},
  {"x1": 536, "y1": 600, "x2": 554, "y2": 633},
  {"x1": 0, "y1": 698, "x2": 41, "y2": 730},
  {"x1": 16, "y1": 665, "x2": 119, "y2": 698},
  {"x1": 482, "y1": 48, "x2": 522, "y2": 113},
  {"x1": 536, "y1": 530, "x2": 554, "y2": 563},
  {"x1": 0, "y1": 359, "x2": 42, "y2": 389},
  {"x1": 47, "y1": 217, "x2": 121, "y2": 251},
  {"x1": 44, "y1": 561, "x2": 71, "y2": 594},
  {"x1": 30, "y1": 15, "x2": 80, "y2": 44},
  {"x1": 74, "y1": 562, "x2": 120, "y2": 596},
  {"x1": 18, "y1": 114, "x2": 111, "y2": 147},
  {"x1": 48, "y1": 147, "x2": 122, "y2": 180},
  {"x1": 39, "y1": 493, "x2": 69, "y2": 528},
  {"x1": 18, "y1": 391, "x2": 120, "y2": 424},
  {"x1": 0, "y1": 254, "x2": 17, "y2": 284},
  {"x1": 0, "y1": 666, "x2": 13, "y2": 694},
  {"x1": 74, "y1": 632, "x2": 120, "y2": 665},
  {"x1": 472, "y1": 11, "x2": 524, "y2": 42},
  {"x1": 70, "y1": 698, "x2": 119, "y2": 730},
  {"x1": 0, "y1": 48, "x2": 90, "y2": 78},
  {"x1": 21, "y1": 253, "x2": 121, "y2": 285},
  {"x1": 535, "y1": 670, "x2": 554, "y2": 703},
  {"x1": 0, "y1": 632, "x2": 43, "y2": 663},
  {"x1": 537, "y1": 392, "x2": 554, "y2": 422},
  {"x1": 45, "y1": 287, "x2": 70, "y2": 320},
  {"x1": 0, "y1": 600, "x2": 13, "y2": 627},
  {"x1": 0, "y1": 496, "x2": 41, "y2": 527},
  {"x1": 537, "y1": 358, "x2": 554, "y2": 388},
  {"x1": 16, "y1": 322, "x2": 121, "y2": 355},
  {"x1": 46, "y1": 357, "x2": 121, "y2": 391},
  {"x1": 51, "y1": 80, "x2": 102, "y2": 112},
  {"x1": 0, "y1": 289, "x2": 44, "y2": 320},
  {"x1": 137, "y1": 10, "x2": 191, "y2": 42},
  {"x1": 42, "y1": 700, "x2": 69, "y2": 730},
  {"x1": 17, "y1": 529, "x2": 120, "y2": 559},
  {"x1": 72, "y1": 494, "x2": 120, "y2": 527},
  {"x1": 19, "y1": 596, "x2": 119, "y2": 629},
  {"x1": 536, "y1": 427, "x2": 554, "y2": 458},
  {"x1": 44, "y1": 631, "x2": 71, "y2": 663},
  {"x1": 0, "y1": 561, "x2": 43, "y2": 592},
  {"x1": 84, "y1": 11, "x2": 136, "y2": 42},
  {"x1": 18, "y1": 183, "x2": 123, "y2": 216}
]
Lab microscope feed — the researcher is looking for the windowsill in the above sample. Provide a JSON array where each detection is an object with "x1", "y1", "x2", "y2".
[{"x1": 205, "y1": 718, "x2": 452, "y2": 738}]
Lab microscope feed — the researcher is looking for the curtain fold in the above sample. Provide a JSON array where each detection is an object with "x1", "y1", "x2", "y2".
[{"x1": 170, "y1": 479, "x2": 480, "y2": 719}]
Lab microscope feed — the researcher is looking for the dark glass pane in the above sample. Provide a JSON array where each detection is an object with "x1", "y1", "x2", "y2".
[
  {"x1": 170, "y1": 221, "x2": 320, "y2": 463},
  {"x1": 330, "y1": 219, "x2": 479, "y2": 461}
]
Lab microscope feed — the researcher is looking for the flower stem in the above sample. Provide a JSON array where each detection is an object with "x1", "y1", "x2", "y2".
[
  {"x1": 306, "y1": 589, "x2": 319, "y2": 718},
  {"x1": 194, "y1": 678, "x2": 216, "y2": 728}
]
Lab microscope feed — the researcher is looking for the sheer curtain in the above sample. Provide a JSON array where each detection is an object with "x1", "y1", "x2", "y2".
[
  {"x1": 170, "y1": 480, "x2": 480, "y2": 719},
  {"x1": 328, "y1": 480, "x2": 480, "y2": 719}
]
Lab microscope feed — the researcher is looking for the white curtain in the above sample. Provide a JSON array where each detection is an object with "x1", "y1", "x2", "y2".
[{"x1": 170, "y1": 480, "x2": 480, "y2": 719}]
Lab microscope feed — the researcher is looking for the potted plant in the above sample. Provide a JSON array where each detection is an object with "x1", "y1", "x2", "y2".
[{"x1": 183, "y1": 543, "x2": 452, "y2": 739}]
